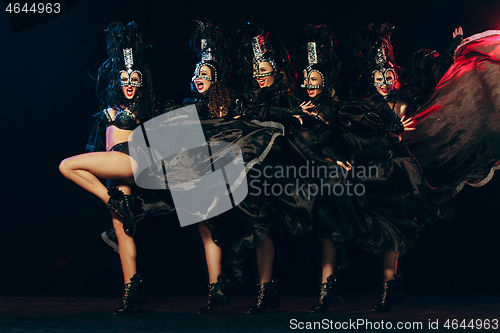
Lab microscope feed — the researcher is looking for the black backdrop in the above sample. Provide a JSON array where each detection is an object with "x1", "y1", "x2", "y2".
[{"x1": 2, "y1": 0, "x2": 500, "y2": 299}]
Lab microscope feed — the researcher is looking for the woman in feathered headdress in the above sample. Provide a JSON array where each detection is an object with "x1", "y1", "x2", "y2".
[
  {"x1": 315, "y1": 23, "x2": 457, "y2": 312},
  {"x1": 236, "y1": 21, "x2": 302, "y2": 119},
  {"x1": 186, "y1": 20, "x2": 236, "y2": 119},
  {"x1": 59, "y1": 21, "x2": 157, "y2": 315},
  {"x1": 294, "y1": 24, "x2": 351, "y2": 314},
  {"x1": 186, "y1": 19, "x2": 235, "y2": 315},
  {"x1": 232, "y1": 21, "x2": 309, "y2": 314}
]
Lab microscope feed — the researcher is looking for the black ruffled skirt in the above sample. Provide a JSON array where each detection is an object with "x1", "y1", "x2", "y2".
[{"x1": 311, "y1": 102, "x2": 455, "y2": 255}]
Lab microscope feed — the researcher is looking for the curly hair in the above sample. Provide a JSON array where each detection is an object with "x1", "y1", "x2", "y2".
[{"x1": 207, "y1": 81, "x2": 231, "y2": 118}]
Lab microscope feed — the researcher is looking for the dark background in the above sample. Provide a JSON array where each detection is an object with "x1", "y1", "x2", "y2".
[{"x1": 2, "y1": 0, "x2": 500, "y2": 300}]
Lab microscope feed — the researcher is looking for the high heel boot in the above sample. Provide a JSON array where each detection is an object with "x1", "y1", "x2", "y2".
[
  {"x1": 246, "y1": 279, "x2": 280, "y2": 314},
  {"x1": 199, "y1": 275, "x2": 231, "y2": 315},
  {"x1": 311, "y1": 274, "x2": 342, "y2": 313},
  {"x1": 372, "y1": 274, "x2": 404, "y2": 312},
  {"x1": 114, "y1": 274, "x2": 147, "y2": 315},
  {"x1": 106, "y1": 187, "x2": 135, "y2": 236}
]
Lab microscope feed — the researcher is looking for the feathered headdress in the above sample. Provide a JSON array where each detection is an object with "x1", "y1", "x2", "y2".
[
  {"x1": 300, "y1": 24, "x2": 341, "y2": 97},
  {"x1": 352, "y1": 23, "x2": 399, "y2": 96},
  {"x1": 96, "y1": 21, "x2": 154, "y2": 121},
  {"x1": 236, "y1": 21, "x2": 297, "y2": 92},
  {"x1": 189, "y1": 20, "x2": 231, "y2": 85}
]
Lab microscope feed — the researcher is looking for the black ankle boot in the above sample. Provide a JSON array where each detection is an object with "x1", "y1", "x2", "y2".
[
  {"x1": 114, "y1": 274, "x2": 147, "y2": 315},
  {"x1": 106, "y1": 187, "x2": 135, "y2": 236},
  {"x1": 246, "y1": 279, "x2": 280, "y2": 314},
  {"x1": 311, "y1": 274, "x2": 342, "y2": 313},
  {"x1": 199, "y1": 275, "x2": 231, "y2": 315},
  {"x1": 372, "y1": 274, "x2": 404, "y2": 312}
]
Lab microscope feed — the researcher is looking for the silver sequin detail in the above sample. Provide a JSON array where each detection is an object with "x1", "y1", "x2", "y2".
[{"x1": 455, "y1": 30, "x2": 500, "y2": 57}]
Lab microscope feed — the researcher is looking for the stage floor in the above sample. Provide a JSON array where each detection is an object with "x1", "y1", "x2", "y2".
[{"x1": 0, "y1": 295, "x2": 498, "y2": 332}]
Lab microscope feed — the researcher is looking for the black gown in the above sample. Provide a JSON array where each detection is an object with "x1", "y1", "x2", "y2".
[
  {"x1": 310, "y1": 97, "x2": 455, "y2": 255},
  {"x1": 218, "y1": 85, "x2": 323, "y2": 281},
  {"x1": 129, "y1": 96, "x2": 287, "y2": 233},
  {"x1": 224, "y1": 86, "x2": 448, "y2": 260}
]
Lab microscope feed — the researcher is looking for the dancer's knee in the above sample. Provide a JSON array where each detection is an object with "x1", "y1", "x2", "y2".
[{"x1": 59, "y1": 158, "x2": 73, "y2": 177}]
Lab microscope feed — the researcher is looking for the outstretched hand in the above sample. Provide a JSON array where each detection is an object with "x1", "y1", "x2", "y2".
[
  {"x1": 295, "y1": 101, "x2": 317, "y2": 124},
  {"x1": 453, "y1": 27, "x2": 463, "y2": 38},
  {"x1": 300, "y1": 101, "x2": 315, "y2": 114},
  {"x1": 401, "y1": 115, "x2": 416, "y2": 131}
]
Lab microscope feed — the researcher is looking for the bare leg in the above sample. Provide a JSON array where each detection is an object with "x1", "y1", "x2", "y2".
[
  {"x1": 61, "y1": 152, "x2": 143, "y2": 314},
  {"x1": 382, "y1": 251, "x2": 399, "y2": 282},
  {"x1": 319, "y1": 237, "x2": 337, "y2": 283},
  {"x1": 256, "y1": 233, "x2": 274, "y2": 284},
  {"x1": 198, "y1": 222, "x2": 222, "y2": 284},
  {"x1": 246, "y1": 233, "x2": 279, "y2": 314},
  {"x1": 198, "y1": 222, "x2": 230, "y2": 314},
  {"x1": 311, "y1": 237, "x2": 342, "y2": 313},
  {"x1": 372, "y1": 250, "x2": 403, "y2": 312},
  {"x1": 113, "y1": 213, "x2": 137, "y2": 284},
  {"x1": 113, "y1": 212, "x2": 146, "y2": 315},
  {"x1": 59, "y1": 151, "x2": 136, "y2": 203},
  {"x1": 107, "y1": 180, "x2": 137, "y2": 284},
  {"x1": 60, "y1": 152, "x2": 137, "y2": 282}
]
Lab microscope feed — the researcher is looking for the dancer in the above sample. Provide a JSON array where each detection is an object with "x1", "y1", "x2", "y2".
[
  {"x1": 235, "y1": 22, "x2": 307, "y2": 314},
  {"x1": 296, "y1": 24, "x2": 350, "y2": 313},
  {"x1": 59, "y1": 22, "x2": 155, "y2": 315},
  {"x1": 187, "y1": 20, "x2": 235, "y2": 315},
  {"x1": 334, "y1": 22, "x2": 456, "y2": 312},
  {"x1": 116, "y1": 21, "x2": 292, "y2": 315}
]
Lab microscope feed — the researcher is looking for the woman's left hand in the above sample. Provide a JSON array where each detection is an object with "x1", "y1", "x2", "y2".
[
  {"x1": 300, "y1": 101, "x2": 315, "y2": 113},
  {"x1": 401, "y1": 115, "x2": 416, "y2": 131},
  {"x1": 453, "y1": 27, "x2": 463, "y2": 38}
]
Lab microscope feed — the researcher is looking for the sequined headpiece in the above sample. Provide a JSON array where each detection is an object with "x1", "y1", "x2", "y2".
[
  {"x1": 298, "y1": 24, "x2": 342, "y2": 96},
  {"x1": 189, "y1": 17, "x2": 233, "y2": 87},
  {"x1": 372, "y1": 47, "x2": 396, "y2": 87},
  {"x1": 352, "y1": 23, "x2": 399, "y2": 93},
  {"x1": 252, "y1": 35, "x2": 277, "y2": 78},
  {"x1": 192, "y1": 38, "x2": 219, "y2": 83},
  {"x1": 301, "y1": 42, "x2": 325, "y2": 89},
  {"x1": 119, "y1": 48, "x2": 143, "y2": 87},
  {"x1": 200, "y1": 39, "x2": 212, "y2": 61},
  {"x1": 370, "y1": 24, "x2": 397, "y2": 88}
]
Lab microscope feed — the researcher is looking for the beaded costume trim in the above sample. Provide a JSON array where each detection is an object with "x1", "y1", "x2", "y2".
[
  {"x1": 455, "y1": 30, "x2": 500, "y2": 57},
  {"x1": 453, "y1": 163, "x2": 500, "y2": 195}
]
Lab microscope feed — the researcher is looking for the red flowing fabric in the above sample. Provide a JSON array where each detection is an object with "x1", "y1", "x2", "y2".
[{"x1": 404, "y1": 32, "x2": 500, "y2": 191}]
